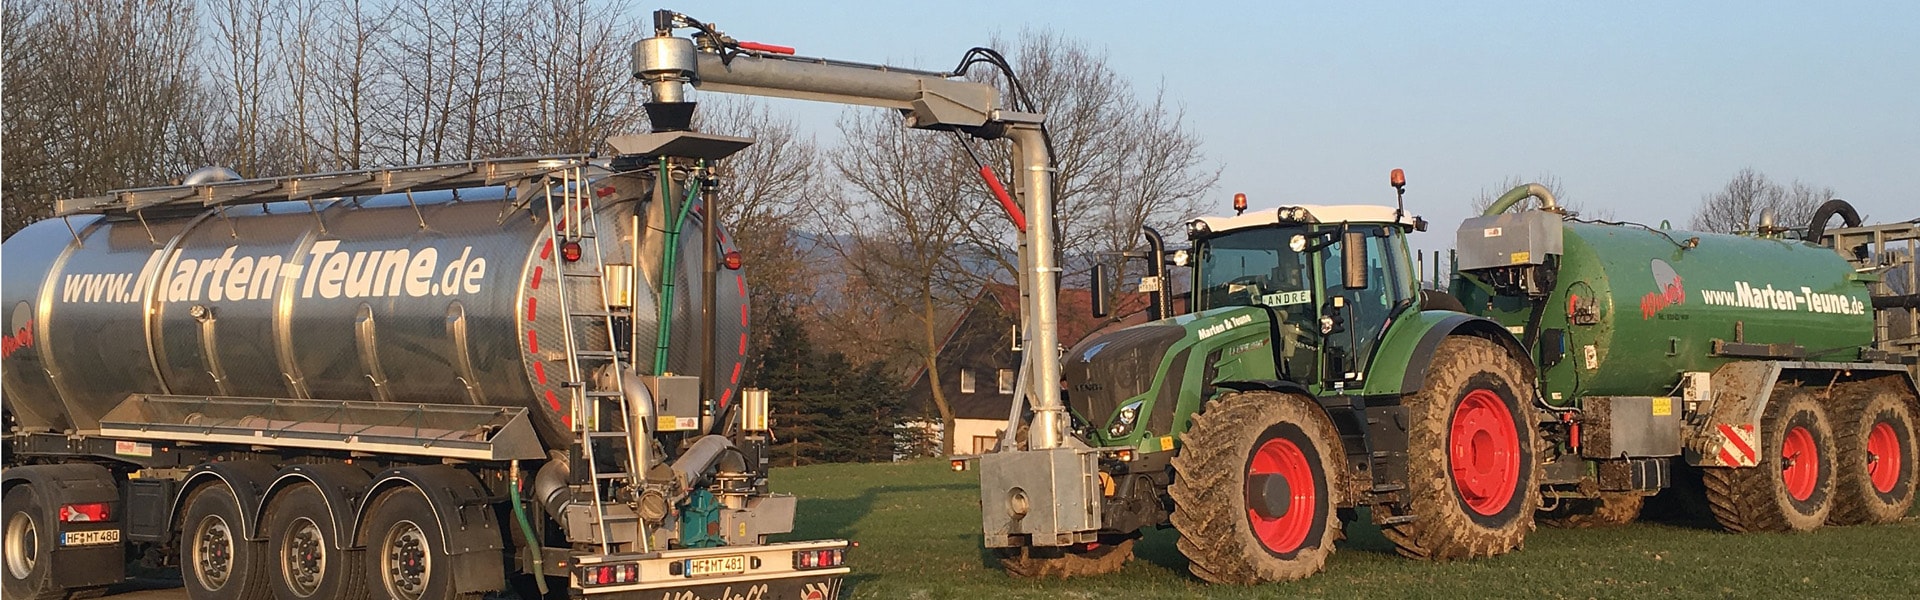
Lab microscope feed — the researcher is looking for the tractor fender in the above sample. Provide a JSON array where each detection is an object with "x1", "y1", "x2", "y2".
[
  {"x1": 258, "y1": 463, "x2": 373, "y2": 549},
  {"x1": 1687, "y1": 360, "x2": 1916, "y2": 467},
  {"x1": 1381, "y1": 311, "x2": 1533, "y2": 396},
  {"x1": 353, "y1": 465, "x2": 504, "y2": 554},
  {"x1": 173, "y1": 460, "x2": 279, "y2": 541}
]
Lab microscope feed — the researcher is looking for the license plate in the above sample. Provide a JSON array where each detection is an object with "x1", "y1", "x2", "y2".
[
  {"x1": 684, "y1": 555, "x2": 746, "y2": 578},
  {"x1": 61, "y1": 529, "x2": 120, "y2": 547}
]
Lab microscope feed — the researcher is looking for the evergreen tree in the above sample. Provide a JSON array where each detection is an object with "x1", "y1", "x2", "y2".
[{"x1": 756, "y1": 301, "x2": 907, "y2": 464}]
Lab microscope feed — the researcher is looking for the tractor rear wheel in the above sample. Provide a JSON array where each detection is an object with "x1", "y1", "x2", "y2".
[
  {"x1": 1828, "y1": 389, "x2": 1917, "y2": 525},
  {"x1": 994, "y1": 535, "x2": 1135, "y2": 578},
  {"x1": 1539, "y1": 493, "x2": 1646, "y2": 528},
  {"x1": 1703, "y1": 389, "x2": 1836, "y2": 532},
  {"x1": 1169, "y1": 390, "x2": 1342, "y2": 584},
  {"x1": 1382, "y1": 336, "x2": 1539, "y2": 561}
]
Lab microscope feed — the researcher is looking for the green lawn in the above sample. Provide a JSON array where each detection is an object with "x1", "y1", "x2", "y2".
[{"x1": 771, "y1": 460, "x2": 1920, "y2": 600}]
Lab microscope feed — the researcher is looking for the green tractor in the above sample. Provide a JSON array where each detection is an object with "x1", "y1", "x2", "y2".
[{"x1": 978, "y1": 174, "x2": 1919, "y2": 584}]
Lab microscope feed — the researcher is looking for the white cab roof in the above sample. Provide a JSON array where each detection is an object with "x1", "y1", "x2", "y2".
[{"x1": 1193, "y1": 203, "x2": 1421, "y2": 234}]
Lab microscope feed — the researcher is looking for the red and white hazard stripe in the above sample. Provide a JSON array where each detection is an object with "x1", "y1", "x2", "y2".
[{"x1": 1715, "y1": 423, "x2": 1758, "y2": 467}]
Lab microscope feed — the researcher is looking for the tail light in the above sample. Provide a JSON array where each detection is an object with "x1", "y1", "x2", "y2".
[
  {"x1": 576, "y1": 563, "x2": 640, "y2": 586},
  {"x1": 60, "y1": 503, "x2": 110, "y2": 523},
  {"x1": 792, "y1": 548, "x2": 844, "y2": 570}
]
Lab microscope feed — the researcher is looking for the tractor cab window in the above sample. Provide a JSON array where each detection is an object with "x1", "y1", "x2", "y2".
[
  {"x1": 1195, "y1": 225, "x2": 1319, "y2": 380},
  {"x1": 1320, "y1": 225, "x2": 1414, "y2": 383}
]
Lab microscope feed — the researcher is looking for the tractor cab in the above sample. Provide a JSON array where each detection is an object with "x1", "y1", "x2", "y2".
[{"x1": 1184, "y1": 204, "x2": 1424, "y2": 387}]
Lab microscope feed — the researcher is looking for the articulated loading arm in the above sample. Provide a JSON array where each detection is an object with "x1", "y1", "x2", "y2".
[
  {"x1": 630, "y1": 10, "x2": 1070, "y2": 452},
  {"x1": 633, "y1": 10, "x2": 1100, "y2": 550}
]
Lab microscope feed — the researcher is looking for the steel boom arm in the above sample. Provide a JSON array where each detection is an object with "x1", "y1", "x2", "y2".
[{"x1": 631, "y1": 15, "x2": 1069, "y2": 450}]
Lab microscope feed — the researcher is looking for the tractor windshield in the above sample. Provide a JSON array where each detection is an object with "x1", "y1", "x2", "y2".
[{"x1": 1195, "y1": 225, "x2": 1315, "y2": 314}]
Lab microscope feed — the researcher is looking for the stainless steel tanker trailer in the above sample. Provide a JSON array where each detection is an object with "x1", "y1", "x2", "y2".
[{"x1": 1, "y1": 144, "x2": 847, "y2": 600}]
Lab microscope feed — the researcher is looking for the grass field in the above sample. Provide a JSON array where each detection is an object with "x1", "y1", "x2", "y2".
[{"x1": 770, "y1": 460, "x2": 1920, "y2": 600}]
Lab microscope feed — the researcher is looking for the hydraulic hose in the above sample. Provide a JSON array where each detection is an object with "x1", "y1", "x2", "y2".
[
  {"x1": 1805, "y1": 199, "x2": 1862, "y2": 241},
  {"x1": 654, "y1": 165, "x2": 702, "y2": 375},
  {"x1": 509, "y1": 461, "x2": 547, "y2": 594},
  {"x1": 1482, "y1": 183, "x2": 1560, "y2": 216}
]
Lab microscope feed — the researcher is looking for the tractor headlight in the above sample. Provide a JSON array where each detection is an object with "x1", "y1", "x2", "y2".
[{"x1": 1108, "y1": 400, "x2": 1144, "y2": 438}]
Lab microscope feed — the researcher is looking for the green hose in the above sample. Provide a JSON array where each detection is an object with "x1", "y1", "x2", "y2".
[
  {"x1": 653, "y1": 164, "x2": 702, "y2": 375},
  {"x1": 510, "y1": 462, "x2": 546, "y2": 594},
  {"x1": 1482, "y1": 183, "x2": 1560, "y2": 216}
]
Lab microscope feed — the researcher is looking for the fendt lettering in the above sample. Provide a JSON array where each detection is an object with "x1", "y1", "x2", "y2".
[{"x1": 57, "y1": 242, "x2": 488, "y2": 304}]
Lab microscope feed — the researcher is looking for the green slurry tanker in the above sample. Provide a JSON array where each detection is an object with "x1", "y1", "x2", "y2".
[{"x1": 976, "y1": 174, "x2": 1917, "y2": 583}]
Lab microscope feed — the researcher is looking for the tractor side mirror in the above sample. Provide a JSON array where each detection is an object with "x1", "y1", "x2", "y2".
[
  {"x1": 1091, "y1": 263, "x2": 1112, "y2": 318},
  {"x1": 1343, "y1": 230, "x2": 1368, "y2": 290}
]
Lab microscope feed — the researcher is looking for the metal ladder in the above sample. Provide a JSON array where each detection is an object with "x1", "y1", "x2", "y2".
[{"x1": 541, "y1": 168, "x2": 643, "y2": 553}]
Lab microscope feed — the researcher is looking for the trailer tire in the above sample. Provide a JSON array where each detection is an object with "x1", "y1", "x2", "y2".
[
  {"x1": 1539, "y1": 493, "x2": 1645, "y2": 528},
  {"x1": 362, "y1": 488, "x2": 480, "y2": 600},
  {"x1": 181, "y1": 484, "x2": 272, "y2": 600},
  {"x1": 1828, "y1": 390, "x2": 1917, "y2": 525},
  {"x1": 994, "y1": 535, "x2": 1135, "y2": 579},
  {"x1": 264, "y1": 483, "x2": 367, "y2": 600},
  {"x1": 1382, "y1": 336, "x2": 1539, "y2": 561},
  {"x1": 1169, "y1": 390, "x2": 1342, "y2": 584},
  {"x1": 1703, "y1": 389, "x2": 1836, "y2": 532},
  {"x1": 2, "y1": 485, "x2": 65, "y2": 600}
]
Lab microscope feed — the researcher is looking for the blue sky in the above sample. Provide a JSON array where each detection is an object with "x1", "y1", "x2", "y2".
[{"x1": 681, "y1": 1, "x2": 1917, "y2": 248}]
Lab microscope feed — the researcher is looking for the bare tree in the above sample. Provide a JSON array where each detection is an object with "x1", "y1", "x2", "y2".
[
  {"x1": 956, "y1": 30, "x2": 1219, "y2": 285},
  {"x1": 3, "y1": 0, "x2": 208, "y2": 237},
  {"x1": 511, "y1": 0, "x2": 647, "y2": 155},
  {"x1": 1689, "y1": 168, "x2": 1835, "y2": 234},
  {"x1": 821, "y1": 108, "x2": 977, "y2": 454}
]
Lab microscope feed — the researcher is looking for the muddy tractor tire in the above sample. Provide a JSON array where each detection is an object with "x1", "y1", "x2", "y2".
[
  {"x1": 1169, "y1": 390, "x2": 1343, "y2": 584},
  {"x1": 995, "y1": 536, "x2": 1136, "y2": 579},
  {"x1": 1828, "y1": 389, "x2": 1918, "y2": 525},
  {"x1": 1539, "y1": 493, "x2": 1646, "y2": 528},
  {"x1": 1382, "y1": 336, "x2": 1540, "y2": 561},
  {"x1": 1703, "y1": 389, "x2": 1837, "y2": 532}
]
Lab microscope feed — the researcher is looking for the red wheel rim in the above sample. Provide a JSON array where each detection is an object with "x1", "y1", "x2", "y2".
[
  {"x1": 1246, "y1": 436, "x2": 1316, "y2": 554},
  {"x1": 1449, "y1": 389, "x2": 1521, "y2": 516},
  {"x1": 1780, "y1": 425, "x2": 1819, "y2": 501},
  {"x1": 1867, "y1": 421, "x2": 1902, "y2": 494}
]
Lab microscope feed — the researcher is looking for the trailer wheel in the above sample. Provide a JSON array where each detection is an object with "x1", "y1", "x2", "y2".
[
  {"x1": 1539, "y1": 493, "x2": 1645, "y2": 528},
  {"x1": 363, "y1": 488, "x2": 477, "y2": 600},
  {"x1": 1168, "y1": 390, "x2": 1341, "y2": 584},
  {"x1": 1829, "y1": 390, "x2": 1917, "y2": 525},
  {"x1": 994, "y1": 535, "x2": 1135, "y2": 578},
  {"x1": 1382, "y1": 336, "x2": 1539, "y2": 561},
  {"x1": 2, "y1": 485, "x2": 66, "y2": 600},
  {"x1": 1703, "y1": 389, "x2": 1836, "y2": 532},
  {"x1": 181, "y1": 484, "x2": 271, "y2": 600},
  {"x1": 264, "y1": 484, "x2": 367, "y2": 600}
]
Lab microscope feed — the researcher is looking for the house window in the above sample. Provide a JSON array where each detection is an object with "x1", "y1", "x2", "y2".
[
  {"x1": 998, "y1": 369, "x2": 1015, "y2": 395},
  {"x1": 959, "y1": 369, "x2": 976, "y2": 394},
  {"x1": 973, "y1": 435, "x2": 999, "y2": 454}
]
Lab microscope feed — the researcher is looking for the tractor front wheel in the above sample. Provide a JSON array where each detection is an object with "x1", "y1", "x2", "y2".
[
  {"x1": 1382, "y1": 336, "x2": 1540, "y2": 561},
  {"x1": 1169, "y1": 390, "x2": 1342, "y2": 584}
]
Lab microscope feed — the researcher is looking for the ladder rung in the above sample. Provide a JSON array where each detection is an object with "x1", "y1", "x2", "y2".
[
  {"x1": 585, "y1": 391, "x2": 624, "y2": 398},
  {"x1": 573, "y1": 350, "x2": 622, "y2": 359},
  {"x1": 562, "y1": 271, "x2": 603, "y2": 278},
  {"x1": 585, "y1": 431, "x2": 631, "y2": 438},
  {"x1": 594, "y1": 473, "x2": 629, "y2": 480},
  {"x1": 569, "y1": 311, "x2": 615, "y2": 318}
]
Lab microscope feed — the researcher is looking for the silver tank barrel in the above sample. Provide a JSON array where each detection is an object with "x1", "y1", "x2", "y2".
[{"x1": 0, "y1": 175, "x2": 750, "y2": 449}]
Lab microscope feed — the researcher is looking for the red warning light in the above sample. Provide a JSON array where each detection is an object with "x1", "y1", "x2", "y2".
[
  {"x1": 561, "y1": 241, "x2": 583, "y2": 262},
  {"x1": 1232, "y1": 193, "x2": 1248, "y2": 215},
  {"x1": 724, "y1": 250, "x2": 743, "y2": 270}
]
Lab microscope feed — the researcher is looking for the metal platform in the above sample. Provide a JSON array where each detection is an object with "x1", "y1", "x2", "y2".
[{"x1": 97, "y1": 394, "x2": 545, "y2": 460}]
